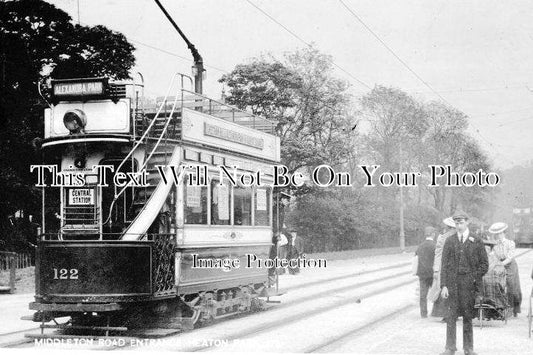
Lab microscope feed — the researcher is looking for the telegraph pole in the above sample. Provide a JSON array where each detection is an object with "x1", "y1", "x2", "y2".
[
  {"x1": 153, "y1": 0, "x2": 205, "y2": 94},
  {"x1": 399, "y1": 140, "x2": 406, "y2": 251}
]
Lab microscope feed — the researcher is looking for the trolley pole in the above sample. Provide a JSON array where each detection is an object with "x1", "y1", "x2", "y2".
[{"x1": 153, "y1": 0, "x2": 205, "y2": 94}]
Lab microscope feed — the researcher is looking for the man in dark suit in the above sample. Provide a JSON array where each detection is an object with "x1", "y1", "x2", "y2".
[
  {"x1": 416, "y1": 226, "x2": 436, "y2": 318},
  {"x1": 288, "y1": 229, "x2": 304, "y2": 274},
  {"x1": 440, "y1": 211, "x2": 488, "y2": 355}
]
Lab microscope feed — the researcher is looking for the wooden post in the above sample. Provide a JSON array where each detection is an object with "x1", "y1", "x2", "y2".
[{"x1": 9, "y1": 254, "x2": 16, "y2": 293}]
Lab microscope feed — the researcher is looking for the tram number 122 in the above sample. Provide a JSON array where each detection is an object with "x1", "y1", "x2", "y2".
[{"x1": 53, "y1": 268, "x2": 79, "y2": 280}]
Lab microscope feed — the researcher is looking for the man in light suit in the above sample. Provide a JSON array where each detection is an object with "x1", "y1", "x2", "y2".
[{"x1": 440, "y1": 210, "x2": 488, "y2": 355}]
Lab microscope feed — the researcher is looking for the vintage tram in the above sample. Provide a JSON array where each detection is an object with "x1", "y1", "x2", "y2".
[{"x1": 29, "y1": 74, "x2": 280, "y2": 332}]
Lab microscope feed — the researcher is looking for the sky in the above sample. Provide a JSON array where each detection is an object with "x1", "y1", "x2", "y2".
[{"x1": 48, "y1": 0, "x2": 533, "y2": 170}]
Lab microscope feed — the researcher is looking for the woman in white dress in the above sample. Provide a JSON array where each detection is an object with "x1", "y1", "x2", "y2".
[{"x1": 489, "y1": 222, "x2": 522, "y2": 316}]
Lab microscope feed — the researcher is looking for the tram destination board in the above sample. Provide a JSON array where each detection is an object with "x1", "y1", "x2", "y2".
[{"x1": 68, "y1": 188, "x2": 95, "y2": 205}]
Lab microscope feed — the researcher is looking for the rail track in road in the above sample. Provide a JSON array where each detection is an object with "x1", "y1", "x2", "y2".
[
  {"x1": 8, "y1": 250, "x2": 530, "y2": 351},
  {"x1": 282, "y1": 260, "x2": 411, "y2": 292},
  {"x1": 188, "y1": 278, "x2": 416, "y2": 352},
  {"x1": 187, "y1": 249, "x2": 532, "y2": 352},
  {"x1": 10, "y1": 260, "x2": 415, "y2": 351},
  {"x1": 304, "y1": 249, "x2": 533, "y2": 353},
  {"x1": 3, "y1": 259, "x2": 412, "y2": 350},
  {"x1": 305, "y1": 305, "x2": 416, "y2": 353},
  {"x1": 0, "y1": 327, "x2": 39, "y2": 348}
]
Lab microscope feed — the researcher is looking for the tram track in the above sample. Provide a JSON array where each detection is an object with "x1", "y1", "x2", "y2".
[
  {"x1": 305, "y1": 304, "x2": 417, "y2": 353},
  {"x1": 304, "y1": 248, "x2": 533, "y2": 353},
  {"x1": 186, "y1": 249, "x2": 533, "y2": 352},
  {"x1": 282, "y1": 260, "x2": 411, "y2": 292},
  {"x1": 188, "y1": 277, "x2": 417, "y2": 352},
  {"x1": 273, "y1": 269, "x2": 412, "y2": 310},
  {"x1": 5, "y1": 259, "x2": 428, "y2": 350},
  {"x1": 11, "y1": 250, "x2": 530, "y2": 351},
  {"x1": 0, "y1": 327, "x2": 39, "y2": 347},
  {"x1": 89, "y1": 267, "x2": 417, "y2": 351},
  {"x1": 11, "y1": 259, "x2": 414, "y2": 350}
]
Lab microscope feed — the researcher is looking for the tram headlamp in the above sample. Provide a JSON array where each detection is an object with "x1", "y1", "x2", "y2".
[
  {"x1": 63, "y1": 109, "x2": 87, "y2": 134},
  {"x1": 74, "y1": 156, "x2": 86, "y2": 169}
]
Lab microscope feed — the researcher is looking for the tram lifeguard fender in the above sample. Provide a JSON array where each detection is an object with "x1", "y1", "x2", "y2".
[{"x1": 121, "y1": 146, "x2": 182, "y2": 240}]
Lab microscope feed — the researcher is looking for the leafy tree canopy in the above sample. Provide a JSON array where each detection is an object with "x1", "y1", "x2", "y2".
[
  {"x1": 0, "y1": 0, "x2": 135, "y2": 250},
  {"x1": 220, "y1": 47, "x2": 358, "y2": 175}
]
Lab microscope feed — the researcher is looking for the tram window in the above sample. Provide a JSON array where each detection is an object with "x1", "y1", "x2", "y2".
[
  {"x1": 210, "y1": 180, "x2": 230, "y2": 225},
  {"x1": 234, "y1": 186, "x2": 252, "y2": 226},
  {"x1": 184, "y1": 178, "x2": 207, "y2": 224},
  {"x1": 254, "y1": 188, "x2": 271, "y2": 226}
]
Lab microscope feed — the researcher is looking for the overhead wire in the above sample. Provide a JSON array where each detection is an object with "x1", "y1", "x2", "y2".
[
  {"x1": 337, "y1": 0, "x2": 509, "y2": 162},
  {"x1": 76, "y1": 20, "x2": 229, "y2": 74},
  {"x1": 128, "y1": 38, "x2": 229, "y2": 74},
  {"x1": 245, "y1": 0, "x2": 371, "y2": 90}
]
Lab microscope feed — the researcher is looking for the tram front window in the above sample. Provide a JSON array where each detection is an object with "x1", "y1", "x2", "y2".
[
  {"x1": 184, "y1": 178, "x2": 207, "y2": 224},
  {"x1": 211, "y1": 180, "x2": 230, "y2": 225},
  {"x1": 234, "y1": 186, "x2": 252, "y2": 226}
]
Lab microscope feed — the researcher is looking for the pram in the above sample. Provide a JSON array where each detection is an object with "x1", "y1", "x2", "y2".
[{"x1": 474, "y1": 267, "x2": 511, "y2": 328}]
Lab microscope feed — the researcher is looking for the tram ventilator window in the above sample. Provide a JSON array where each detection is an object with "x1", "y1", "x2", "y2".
[
  {"x1": 184, "y1": 177, "x2": 207, "y2": 224},
  {"x1": 211, "y1": 180, "x2": 230, "y2": 225},
  {"x1": 234, "y1": 186, "x2": 252, "y2": 226},
  {"x1": 254, "y1": 188, "x2": 270, "y2": 226}
]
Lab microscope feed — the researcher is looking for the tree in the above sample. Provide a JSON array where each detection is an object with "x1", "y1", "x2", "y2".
[
  {"x1": 220, "y1": 47, "x2": 357, "y2": 175},
  {"x1": 0, "y1": 0, "x2": 135, "y2": 251},
  {"x1": 420, "y1": 101, "x2": 494, "y2": 217},
  {"x1": 361, "y1": 86, "x2": 427, "y2": 173}
]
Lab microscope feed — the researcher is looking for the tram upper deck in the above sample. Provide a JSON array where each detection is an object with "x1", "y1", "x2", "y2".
[
  {"x1": 42, "y1": 76, "x2": 278, "y2": 160},
  {"x1": 39, "y1": 75, "x2": 280, "y2": 242}
]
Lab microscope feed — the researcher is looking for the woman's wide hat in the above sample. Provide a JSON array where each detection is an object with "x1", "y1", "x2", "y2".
[
  {"x1": 443, "y1": 217, "x2": 455, "y2": 228},
  {"x1": 488, "y1": 222, "x2": 508, "y2": 234}
]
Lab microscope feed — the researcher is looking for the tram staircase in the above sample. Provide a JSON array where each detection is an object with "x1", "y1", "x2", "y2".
[
  {"x1": 106, "y1": 91, "x2": 183, "y2": 241},
  {"x1": 130, "y1": 109, "x2": 182, "y2": 219},
  {"x1": 106, "y1": 74, "x2": 277, "y2": 240}
]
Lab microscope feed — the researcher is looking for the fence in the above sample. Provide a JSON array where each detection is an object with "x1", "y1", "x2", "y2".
[
  {"x1": 0, "y1": 251, "x2": 34, "y2": 294},
  {"x1": 0, "y1": 251, "x2": 16, "y2": 293},
  {"x1": 0, "y1": 252, "x2": 33, "y2": 271}
]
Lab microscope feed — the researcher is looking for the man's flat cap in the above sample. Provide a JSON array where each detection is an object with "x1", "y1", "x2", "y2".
[
  {"x1": 424, "y1": 226, "x2": 436, "y2": 236},
  {"x1": 452, "y1": 210, "x2": 469, "y2": 221}
]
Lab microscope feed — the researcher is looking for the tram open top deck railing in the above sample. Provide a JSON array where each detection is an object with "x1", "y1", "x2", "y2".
[{"x1": 147, "y1": 90, "x2": 277, "y2": 135}]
